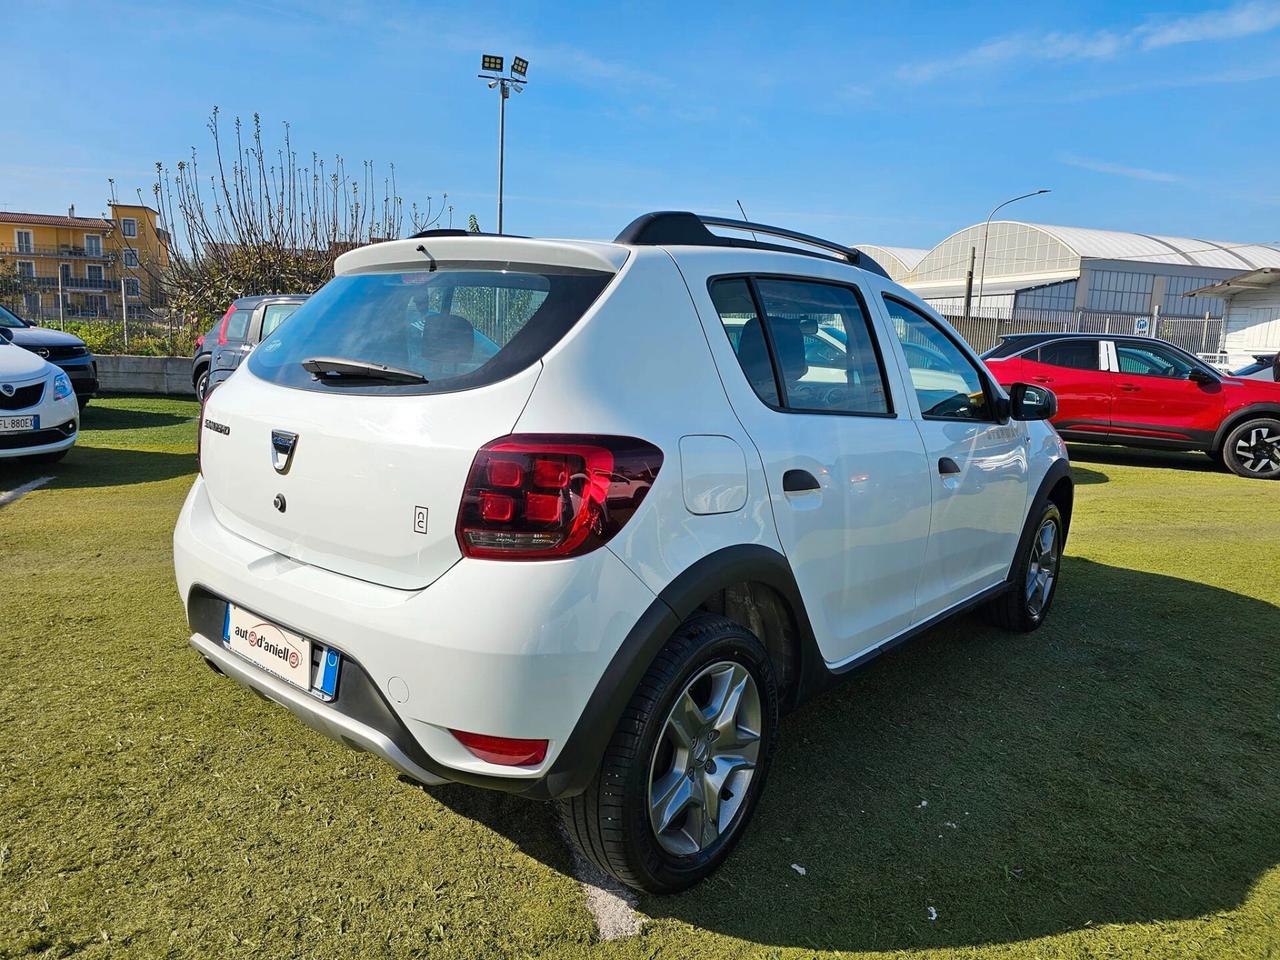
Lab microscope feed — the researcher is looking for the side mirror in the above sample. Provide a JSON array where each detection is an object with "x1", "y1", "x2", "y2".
[
  {"x1": 0, "y1": 327, "x2": 11, "y2": 343},
  {"x1": 1009, "y1": 382, "x2": 1057, "y2": 421},
  {"x1": 1188, "y1": 367, "x2": 1216, "y2": 385}
]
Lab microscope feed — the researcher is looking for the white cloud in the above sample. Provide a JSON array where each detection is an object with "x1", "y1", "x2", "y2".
[
  {"x1": 1059, "y1": 154, "x2": 1185, "y2": 183},
  {"x1": 898, "y1": 1, "x2": 1280, "y2": 83},
  {"x1": 1139, "y1": 0, "x2": 1280, "y2": 48}
]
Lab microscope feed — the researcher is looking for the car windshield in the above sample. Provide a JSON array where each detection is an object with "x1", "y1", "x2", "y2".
[
  {"x1": 248, "y1": 263, "x2": 613, "y2": 395},
  {"x1": 0, "y1": 304, "x2": 27, "y2": 329}
]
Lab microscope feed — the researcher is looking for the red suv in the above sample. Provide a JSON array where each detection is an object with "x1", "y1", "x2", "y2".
[{"x1": 983, "y1": 333, "x2": 1280, "y2": 480}]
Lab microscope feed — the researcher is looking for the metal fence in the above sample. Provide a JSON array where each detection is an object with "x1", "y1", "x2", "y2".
[
  {"x1": 9, "y1": 305, "x2": 204, "y2": 357},
  {"x1": 935, "y1": 306, "x2": 1224, "y2": 357}
]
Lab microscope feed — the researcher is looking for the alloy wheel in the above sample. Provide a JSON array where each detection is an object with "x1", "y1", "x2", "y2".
[
  {"x1": 1025, "y1": 518, "x2": 1059, "y2": 618},
  {"x1": 1234, "y1": 426, "x2": 1280, "y2": 474},
  {"x1": 647, "y1": 661, "x2": 762, "y2": 857}
]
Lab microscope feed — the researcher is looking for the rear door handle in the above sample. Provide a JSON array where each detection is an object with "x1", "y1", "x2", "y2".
[
  {"x1": 1031, "y1": 376, "x2": 1053, "y2": 384},
  {"x1": 783, "y1": 469, "x2": 821, "y2": 492},
  {"x1": 938, "y1": 457, "x2": 962, "y2": 476},
  {"x1": 1119, "y1": 383, "x2": 1140, "y2": 392}
]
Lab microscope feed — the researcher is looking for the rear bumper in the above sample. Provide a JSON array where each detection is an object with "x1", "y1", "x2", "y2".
[
  {"x1": 192, "y1": 632, "x2": 448, "y2": 787},
  {"x1": 173, "y1": 478, "x2": 659, "y2": 796}
]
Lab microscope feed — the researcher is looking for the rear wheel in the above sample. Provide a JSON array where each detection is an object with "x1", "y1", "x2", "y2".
[
  {"x1": 1222, "y1": 417, "x2": 1280, "y2": 480},
  {"x1": 194, "y1": 367, "x2": 210, "y2": 401},
  {"x1": 558, "y1": 614, "x2": 778, "y2": 894},
  {"x1": 985, "y1": 502, "x2": 1063, "y2": 632}
]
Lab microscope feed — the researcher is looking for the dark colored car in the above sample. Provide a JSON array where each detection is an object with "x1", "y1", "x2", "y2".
[
  {"x1": 984, "y1": 332, "x2": 1280, "y2": 480},
  {"x1": 1231, "y1": 352, "x2": 1279, "y2": 381},
  {"x1": 192, "y1": 295, "x2": 308, "y2": 399},
  {"x1": 0, "y1": 303, "x2": 98, "y2": 409}
]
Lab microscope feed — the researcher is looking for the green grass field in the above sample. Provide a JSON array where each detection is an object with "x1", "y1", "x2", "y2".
[{"x1": 2, "y1": 396, "x2": 1277, "y2": 959}]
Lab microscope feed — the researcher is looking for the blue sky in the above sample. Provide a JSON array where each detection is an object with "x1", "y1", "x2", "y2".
[{"x1": 4, "y1": 0, "x2": 1279, "y2": 249}]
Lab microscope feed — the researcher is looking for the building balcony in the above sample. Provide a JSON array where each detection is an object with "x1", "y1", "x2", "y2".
[
  {"x1": 27, "y1": 275, "x2": 114, "y2": 292},
  {"x1": 0, "y1": 243, "x2": 115, "y2": 261}
]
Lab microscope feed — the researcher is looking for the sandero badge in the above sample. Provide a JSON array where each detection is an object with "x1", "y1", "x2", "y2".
[{"x1": 271, "y1": 430, "x2": 298, "y2": 474}]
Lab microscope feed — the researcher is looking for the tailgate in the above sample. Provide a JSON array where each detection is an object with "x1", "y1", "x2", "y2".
[{"x1": 199, "y1": 364, "x2": 541, "y2": 590}]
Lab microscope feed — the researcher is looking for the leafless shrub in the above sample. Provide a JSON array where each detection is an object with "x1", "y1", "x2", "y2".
[{"x1": 150, "y1": 108, "x2": 450, "y2": 333}]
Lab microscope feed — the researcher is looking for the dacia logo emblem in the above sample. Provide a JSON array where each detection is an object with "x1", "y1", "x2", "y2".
[{"x1": 271, "y1": 430, "x2": 298, "y2": 475}]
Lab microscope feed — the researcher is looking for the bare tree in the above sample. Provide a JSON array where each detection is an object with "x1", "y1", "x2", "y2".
[{"x1": 150, "y1": 109, "x2": 450, "y2": 337}]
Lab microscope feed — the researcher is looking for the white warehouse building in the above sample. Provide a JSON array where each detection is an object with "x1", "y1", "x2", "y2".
[
  {"x1": 859, "y1": 222, "x2": 1280, "y2": 355},
  {"x1": 1189, "y1": 268, "x2": 1280, "y2": 366}
]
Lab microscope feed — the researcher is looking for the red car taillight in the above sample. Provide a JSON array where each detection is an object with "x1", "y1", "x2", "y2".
[
  {"x1": 456, "y1": 435, "x2": 663, "y2": 560},
  {"x1": 450, "y1": 729, "x2": 548, "y2": 766},
  {"x1": 215, "y1": 305, "x2": 236, "y2": 346},
  {"x1": 195, "y1": 334, "x2": 205, "y2": 349}
]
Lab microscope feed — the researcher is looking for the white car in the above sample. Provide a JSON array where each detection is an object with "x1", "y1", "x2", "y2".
[
  {"x1": 175, "y1": 212, "x2": 1072, "y2": 892},
  {"x1": 0, "y1": 329, "x2": 79, "y2": 463}
]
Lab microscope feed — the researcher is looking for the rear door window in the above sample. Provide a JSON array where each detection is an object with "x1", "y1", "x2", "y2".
[
  {"x1": 248, "y1": 264, "x2": 612, "y2": 395},
  {"x1": 1036, "y1": 340, "x2": 1100, "y2": 370},
  {"x1": 709, "y1": 277, "x2": 891, "y2": 416}
]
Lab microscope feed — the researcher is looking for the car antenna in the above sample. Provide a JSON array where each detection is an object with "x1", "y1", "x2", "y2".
[
  {"x1": 735, "y1": 200, "x2": 758, "y2": 242},
  {"x1": 415, "y1": 244, "x2": 438, "y2": 272}
]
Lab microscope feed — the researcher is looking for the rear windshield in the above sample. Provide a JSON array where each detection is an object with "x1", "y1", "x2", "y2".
[{"x1": 248, "y1": 263, "x2": 613, "y2": 394}]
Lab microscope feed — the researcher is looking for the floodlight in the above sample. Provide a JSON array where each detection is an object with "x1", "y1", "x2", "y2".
[
  {"x1": 482, "y1": 54, "x2": 503, "y2": 72},
  {"x1": 511, "y1": 56, "x2": 529, "y2": 78}
]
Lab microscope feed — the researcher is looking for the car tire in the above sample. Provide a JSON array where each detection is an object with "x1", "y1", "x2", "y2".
[
  {"x1": 984, "y1": 502, "x2": 1063, "y2": 633},
  {"x1": 1221, "y1": 417, "x2": 1280, "y2": 480},
  {"x1": 77, "y1": 397, "x2": 90, "y2": 412},
  {"x1": 557, "y1": 614, "x2": 779, "y2": 894},
  {"x1": 195, "y1": 367, "x2": 210, "y2": 402}
]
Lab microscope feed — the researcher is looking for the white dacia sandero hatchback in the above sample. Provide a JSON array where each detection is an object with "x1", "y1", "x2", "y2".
[{"x1": 175, "y1": 212, "x2": 1071, "y2": 892}]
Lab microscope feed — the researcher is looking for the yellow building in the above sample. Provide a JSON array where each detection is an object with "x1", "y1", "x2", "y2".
[{"x1": 0, "y1": 202, "x2": 170, "y2": 321}]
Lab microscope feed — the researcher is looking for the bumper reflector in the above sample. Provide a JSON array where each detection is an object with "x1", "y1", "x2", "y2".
[{"x1": 450, "y1": 729, "x2": 548, "y2": 766}]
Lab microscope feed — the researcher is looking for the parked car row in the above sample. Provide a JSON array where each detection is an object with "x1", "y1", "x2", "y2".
[
  {"x1": 0, "y1": 327, "x2": 79, "y2": 463},
  {"x1": 0, "y1": 303, "x2": 97, "y2": 408}
]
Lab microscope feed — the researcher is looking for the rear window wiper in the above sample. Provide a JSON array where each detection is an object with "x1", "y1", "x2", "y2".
[{"x1": 301, "y1": 357, "x2": 428, "y2": 384}]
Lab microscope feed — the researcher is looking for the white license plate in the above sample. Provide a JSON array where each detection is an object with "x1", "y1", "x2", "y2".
[
  {"x1": 0, "y1": 415, "x2": 38, "y2": 433},
  {"x1": 224, "y1": 604, "x2": 312, "y2": 690}
]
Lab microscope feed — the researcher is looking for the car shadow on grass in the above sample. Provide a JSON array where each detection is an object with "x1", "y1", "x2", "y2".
[
  {"x1": 81, "y1": 402, "x2": 195, "y2": 432},
  {"x1": 436, "y1": 558, "x2": 1279, "y2": 952},
  {"x1": 0, "y1": 444, "x2": 194, "y2": 490},
  {"x1": 1067, "y1": 443, "x2": 1219, "y2": 474},
  {"x1": 1069, "y1": 464, "x2": 1108, "y2": 485}
]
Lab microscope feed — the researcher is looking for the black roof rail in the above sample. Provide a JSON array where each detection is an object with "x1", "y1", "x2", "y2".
[{"x1": 614, "y1": 211, "x2": 889, "y2": 279}]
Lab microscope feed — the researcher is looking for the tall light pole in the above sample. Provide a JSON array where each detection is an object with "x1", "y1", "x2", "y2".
[
  {"x1": 478, "y1": 54, "x2": 529, "y2": 235},
  {"x1": 975, "y1": 189, "x2": 1050, "y2": 316}
]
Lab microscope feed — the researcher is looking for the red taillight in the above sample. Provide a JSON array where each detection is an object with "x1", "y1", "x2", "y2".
[
  {"x1": 216, "y1": 305, "x2": 236, "y2": 346},
  {"x1": 456, "y1": 434, "x2": 663, "y2": 560},
  {"x1": 195, "y1": 334, "x2": 205, "y2": 349},
  {"x1": 450, "y1": 730, "x2": 548, "y2": 766}
]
